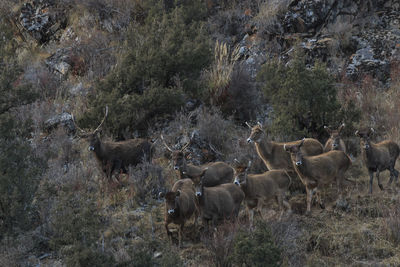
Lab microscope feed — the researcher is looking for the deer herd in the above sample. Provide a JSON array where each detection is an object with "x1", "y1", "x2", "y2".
[{"x1": 75, "y1": 107, "x2": 400, "y2": 247}]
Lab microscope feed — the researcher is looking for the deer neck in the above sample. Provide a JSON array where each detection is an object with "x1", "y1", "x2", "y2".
[
  {"x1": 93, "y1": 141, "x2": 107, "y2": 161},
  {"x1": 293, "y1": 155, "x2": 310, "y2": 177},
  {"x1": 255, "y1": 137, "x2": 273, "y2": 161},
  {"x1": 183, "y1": 164, "x2": 203, "y2": 178},
  {"x1": 361, "y1": 140, "x2": 376, "y2": 163}
]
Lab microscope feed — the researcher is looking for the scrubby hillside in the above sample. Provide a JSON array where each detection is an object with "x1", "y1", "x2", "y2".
[{"x1": 1, "y1": 0, "x2": 400, "y2": 266}]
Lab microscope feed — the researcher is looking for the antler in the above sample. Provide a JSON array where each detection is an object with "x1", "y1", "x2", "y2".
[
  {"x1": 71, "y1": 112, "x2": 88, "y2": 137},
  {"x1": 180, "y1": 138, "x2": 191, "y2": 152},
  {"x1": 93, "y1": 106, "x2": 108, "y2": 134},
  {"x1": 160, "y1": 134, "x2": 175, "y2": 152}
]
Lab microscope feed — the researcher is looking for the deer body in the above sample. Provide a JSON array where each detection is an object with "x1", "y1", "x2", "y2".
[
  {"x1": 285, "y1": 141, "x2": 351, "y2": 214},
  {"x1": 234, "y1": 165, "x2": 291, "y2": 224},
  {"x1": 163, "y1": 179, "x2": 198, "y2": 248},
  {"x1": 356, "y1": 128, "x2": 399, "y2": 194}
]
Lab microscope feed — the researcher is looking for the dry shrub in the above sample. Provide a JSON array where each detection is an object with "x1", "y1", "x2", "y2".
[
  {"x1": 205, "y1": 40, "x2": 240, "y2": 106},
  {"x1": 128, "y1": 162, "x2": 166, "y2": 203},
  {"x1": 339, "y1": 74, "x2": 400, "y2": 144},
  {"x1": 201, "y1": 221, "x2": 241, "y2": 267},
  {"x1": 383, "y1": 199, "x2": 400, "y2": 246},
  {"x1": 254, "y1": 0, "x2": 289, "y2": 34}
]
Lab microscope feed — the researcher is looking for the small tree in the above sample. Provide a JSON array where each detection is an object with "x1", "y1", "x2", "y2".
[
  {"x1": 257, "y1": 51, "x2": 360, "y2": 140},
  {"x1": 81, "y1": 0, "x2": 211, "y2": 138}
]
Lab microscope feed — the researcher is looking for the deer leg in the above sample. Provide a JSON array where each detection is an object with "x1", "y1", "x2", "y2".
[
  {"x1": 394, "y1": 168, "x2": 399, "y2": 184},
  {"x1": 178, "y1": 222, "x2": 184, "y2": 248},
  {"x1": 165, "y1": 219, "x2": 172, "y2": 242},
  {"x1": 306, "y1": 187, "x2": 314, "y2": 215},
  {"x1": 368, "y1": 170, "x2": 374, "y2": 194},
  {"x1": 316, "y1": 188, "x2": 325, "y2": 209},
  {"x1": 376, "y1": 170, "x2": 384, "y2": 191}
]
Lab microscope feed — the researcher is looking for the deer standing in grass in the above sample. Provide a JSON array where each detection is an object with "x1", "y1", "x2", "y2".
[
  {"x1": 284, "y1": 139, "x2": 352, "y2": 214},
  {"x1": 161, "y1": 134, "x2": 234, "y2": 186},
  {"x1": 161, "y1": 179, "x2": 199, "y2": 248},
  {"x1": 324, "y1": 123, "x2": 346, "y2": 153},
  {"x1": 233, "y1": 160, "x2": 292, "y2": 225},
  {"x1": 246, "y1": 122, "x2": 323, "y2": 190},
  {"x1": 74, "y1": 106, "x2": 154, "y2": 180},
  {"x1": 355, "y1": 128, "x2": 399, "y2": 194}
]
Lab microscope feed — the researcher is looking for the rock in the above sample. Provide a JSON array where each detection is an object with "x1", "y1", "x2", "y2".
[
  {"x1": 44, "y1": 112, "x2": 75, "y2": 135},
  {"x1": 45, "y1": 48, "x2": 72, "y2": 76},
  {"x1": 18, "y1": 0, "x2": 66, "y2": 43}
]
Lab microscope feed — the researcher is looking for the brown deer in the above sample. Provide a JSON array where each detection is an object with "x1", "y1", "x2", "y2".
[
  {"x1": 233, "y1": 161, "x2": 292, "y2": 225},
  {"x1": 192, "y1": 170, "x2": 244, "y2": 230},
  {"x1": 161, "y1": 135, "x2": 234, "y2": 186},
  {"x1": 355, "y1": 128, "x2": 400, "y2": 194},
  {"x1": 160, "y1": 179, "x2": 199, "y2": 248},
  {"x1": 245, "y1": 122, "x2": 323, "y2": 190},
  {"x1": 284, "y1": 139, "x2": 352, "y2": 214},
  {"x1": 74, "y1": 106, "x2": 154, "y2": 180},
  {"x1": 324, "y1": 123, "x2": 346, "y2": 153}
]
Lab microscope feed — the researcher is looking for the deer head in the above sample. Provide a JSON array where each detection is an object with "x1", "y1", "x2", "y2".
[
  {"x1": 161, "y1": 134, "x2": 192, "y2": 170},
  {"x1": 73, "y1": 106, "x2": 108, "y2": 152}
]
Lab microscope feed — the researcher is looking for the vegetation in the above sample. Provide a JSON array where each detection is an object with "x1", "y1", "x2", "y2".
[
  {"x1": 1, "y1": 0, "x2": 400, "y2": 266},
  {"x1": 81, "y1": 0, "x2": 211, "y2": 138},
  {"x1": 257, "y1": 51, "x2": 360, "y2": 140}
]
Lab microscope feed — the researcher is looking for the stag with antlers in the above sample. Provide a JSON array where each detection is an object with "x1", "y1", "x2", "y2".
[
  {"x1": 161, "y1": 134, "x2": 234, "y2": 186},
  {"x1": 74, "y1": 106, "x2": 155, "y2": 180}
]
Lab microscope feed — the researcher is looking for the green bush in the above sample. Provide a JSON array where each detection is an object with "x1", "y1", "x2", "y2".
[
  {"x1": 0, "y1": 116, "x2": 46, "y2": 237},
  {"x1": 231, "y1": 221, "x2": 282, "y2": 267},
  {"x1": 82, "y1": 0, "x2": 211, "y2": 138},
  {"x1": 257, "y1": 51, "x2": 360, "y2": 140},
  {"x1": 0, "y1": 19, "x2": 44, "y2": 238},
  {"x1": 49, "y1": 190, "x2": 113, "y2": 266}
]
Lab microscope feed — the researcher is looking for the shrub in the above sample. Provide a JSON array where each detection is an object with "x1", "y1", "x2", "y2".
[
  {"x1": 201, "y1": 221, "x2": 240, "y2": 267},
  {"x1": 82, "y1": 0, "x2": 211, "y2": 138},
  {"x1": 257, "y1": 50, "x2": 360, "y2": 140},
  {"x1": 231, "y1": 221, "x2": 282, "y2": 267},
  {"x1": 0, "y1": 116, "x2": 46, "y2": 237}
]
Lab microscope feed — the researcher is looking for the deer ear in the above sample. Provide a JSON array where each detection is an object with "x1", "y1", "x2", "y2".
[
  {"x1": 176, "y1": 190, "x2": 181, "y2": 197},
  {"x1": 284, "y1": 144, "x2": 289, "y2": 151},
  {"x1": 299, "y1": 138, "x2": 305, "y2": 148},
  {"x1": 158, "y1": 192, "x2": 165, "y2": 199},
  {"x1": 257, "y1": 121, "x2": 263, "y2": 128},
  {"x1": 324, "y1": 125, "x2": 331, "y2": 134},
  {"x1": 369, "y1": 128, "x2": 375, "y2": 136},
  {"x1": 338, "y1": 123, "x2": 345, "y2": 134},
  {"x1": 354, "y1": 130, "x2": 359, "y2": 137},
  {"x1": 245, "y1": 122, "x2": 252, "y2": 128}
]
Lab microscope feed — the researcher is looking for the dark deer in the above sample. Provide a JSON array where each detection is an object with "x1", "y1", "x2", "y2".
[
  {"x1": 74, "y1": 106, "x2": 154, "y2": 180},
  {"x1": 161, "y1": 135, "x2": 234, "y2": 186},
  {"x1": 355, "y1": 128, "x2": 400, "y2": 194},
  {"x1": 324, "y1": 123, "x2": 346, "y2": 153},
  {"x1": 284, "y1": 139, "x2": 352, "y2": 214}
]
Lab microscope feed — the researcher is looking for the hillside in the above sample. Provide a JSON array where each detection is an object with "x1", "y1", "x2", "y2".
[{"x1": 1, "y1": 0, "x2": 400, "y2": 266}]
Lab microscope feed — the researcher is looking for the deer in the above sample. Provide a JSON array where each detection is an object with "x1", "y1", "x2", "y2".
[
  {"x1": 161, "y1": 134, "x2": 234, "y2": 186},
  {"x1": 160, "y1": 179, "x2": 199, "y2": 248},
  {"x1": 284, "y1": 139, "x2": 352, "y2": 215},
  {"x1": 73, "y1": 106, "x2": 155, "y2": 180},
  {"x1": 191, "y1": 169, "x2": 244, "y2": 231},
  {"x1": 355, "y1": 128, "x2": 400, "y2": 194},
  {"x1": 245, "y1": 122, "x2": 323, "y2": 190},
  {"x1": 233, "y1": 160, "x2": 292, "y2": 225},
  {"x1": 324, "y1": 123, "x2": 346, "y2": 153}
]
